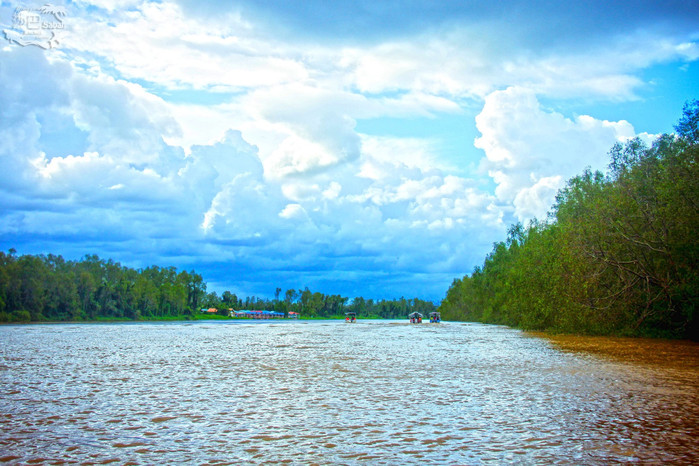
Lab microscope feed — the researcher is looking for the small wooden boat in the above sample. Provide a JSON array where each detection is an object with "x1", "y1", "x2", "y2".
[
  {"x1": 345, "y1": 312, "x2": 357, "y2": 323},
  {"x1": 408, "y1": 312, "x2": 423, "y2": 324}
]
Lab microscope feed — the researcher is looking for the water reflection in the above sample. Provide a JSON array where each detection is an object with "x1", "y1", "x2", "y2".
[{"x1": 0, "y1": 321, "x2": 697, "y2": 464}]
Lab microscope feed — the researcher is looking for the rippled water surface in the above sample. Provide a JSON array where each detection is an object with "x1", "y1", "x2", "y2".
[{"x1": 1, "y1": 321, "x2": 698, "y2": 464}]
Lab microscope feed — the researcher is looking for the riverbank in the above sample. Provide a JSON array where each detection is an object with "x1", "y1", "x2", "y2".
[{"x1": 0, "y1": 314, "x2": 390, "y2": 324}]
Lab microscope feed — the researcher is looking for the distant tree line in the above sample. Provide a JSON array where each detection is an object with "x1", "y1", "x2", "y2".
[
  {"x1": 209, "y1": 287, "x2": 436, "y2": 320},
  {"x1": 0, "y1": 252, "x2": 207, "y2": 322},
  {"x1": 0, "y1": 251, "x2": 435, "y2": 322},
  {"x1": 439, "y1": 101, "x2": 699, "y2": 339}
]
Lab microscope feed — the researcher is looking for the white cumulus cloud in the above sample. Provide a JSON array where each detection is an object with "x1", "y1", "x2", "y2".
[{"x1": 475, "y1": 87, "x2": 645, "y2": 221}]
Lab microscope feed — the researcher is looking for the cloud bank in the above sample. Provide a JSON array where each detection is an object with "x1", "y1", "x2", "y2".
[{"x1": 0, "y1": 0, "x2": 696, "y2": 300}]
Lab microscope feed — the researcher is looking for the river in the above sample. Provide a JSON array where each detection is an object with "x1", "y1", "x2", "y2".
[{"x1": 1, "y1": 320, "x2": 697, "y2": 464}]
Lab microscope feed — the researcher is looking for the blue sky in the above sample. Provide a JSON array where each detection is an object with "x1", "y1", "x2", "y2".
[{"x1": 1, "y1": 0, "x2": 697, "y2": 301}]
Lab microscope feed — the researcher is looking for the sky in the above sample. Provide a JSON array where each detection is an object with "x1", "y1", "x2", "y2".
[{"x1": 1, "y1": 0, "x2": 697, "y2": 301}]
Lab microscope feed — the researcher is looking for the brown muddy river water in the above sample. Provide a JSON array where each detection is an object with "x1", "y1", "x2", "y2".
[{"x1": 1, "y1": 321, "x2": 697, "y2": 464}]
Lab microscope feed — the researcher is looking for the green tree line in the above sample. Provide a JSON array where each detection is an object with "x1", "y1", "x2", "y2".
[
  {"x1": 439, "y1": 101, "x2": 699, "y2": 339},
  {"x1": 202, "y1": 286, "x2": 435, "y2": 320},
  {"x1": 0, "y1": 252, "x2": 207, "y2": 322},
  {"x1": 0, "y1": 250, "x2": 435, "y2": 322}
]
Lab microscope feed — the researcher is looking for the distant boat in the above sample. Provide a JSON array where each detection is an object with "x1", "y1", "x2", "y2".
[
  {"x1": 429, "y1": 312, "x2": 441, "y2": 323},
  {"x1": 408, "y1": 312, "x2": 423, "y2": 324},
  {"x1": 345, "y1": 312, "x2": 356, "y2": 323}
]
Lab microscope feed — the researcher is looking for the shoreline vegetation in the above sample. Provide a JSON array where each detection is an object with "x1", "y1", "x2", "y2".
[
  {"x1": 0, "y1": 251, "x2": 435, "y2": 324},
  {"x1": 439, "y1": 101, "x2": 698, "y2": 340},
  {"x1": 0, "y1": 314, "x2": 391, "y2": 325}
]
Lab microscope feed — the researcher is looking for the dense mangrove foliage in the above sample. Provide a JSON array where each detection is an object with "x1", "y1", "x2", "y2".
[
  {"x1": 440, "y1": 102, "x2": 699, "y2": 339},
  {"x1": 0, "y1": 251, "x2": 435, "y2": 322}
]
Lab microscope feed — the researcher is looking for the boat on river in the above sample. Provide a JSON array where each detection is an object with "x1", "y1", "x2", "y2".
[
  {"x1": 429, "y1": 312, "x2": 441, "y2": 323},
  {"x1": 409, "y1": 312, "x2": 423, "y2": 324},
  {"x1": 345, "y1": 312, "x2": 357, "y2": 323}
]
